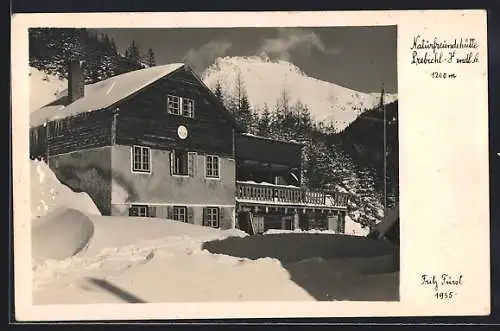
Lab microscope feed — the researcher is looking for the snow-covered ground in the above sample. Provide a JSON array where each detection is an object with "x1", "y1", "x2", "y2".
[
  {"x1": 344, "y1": 216, "x2": 371, "y2": 236},
  {"x1": 202, "y1": 56, "x2": 398, "y2": 132},
  {"x1": 31, "y1": 160, "x2": 398, "y2": 304}
]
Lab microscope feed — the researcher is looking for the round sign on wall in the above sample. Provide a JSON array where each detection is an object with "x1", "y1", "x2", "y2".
[{"x1": 177, "y1": 125, "x2": 188, "y2": 140}]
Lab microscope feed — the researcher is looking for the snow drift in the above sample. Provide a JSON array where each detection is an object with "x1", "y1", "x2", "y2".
[
  {"x1": 31, "y1": 159, "x2": 101, "y2": 219},
  {"x1": 31, "y1": 208, "x2": 248, "y2": 265},
  {"x1": 344, "y1": 215, "x2": 371, "y2": 236},
  {"x1": 202, "y1": 56, "x2": 398, "y2": 132},
  {"x1": 32, "y1": 208, "x2": 95, "y2": 264},
  {"x1": 32, "y1": 213, "x2": 398, "y2": 304}
]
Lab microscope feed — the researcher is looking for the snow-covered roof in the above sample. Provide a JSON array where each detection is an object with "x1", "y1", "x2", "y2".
[{"x1": 30, "y1": 63, "x2": 185, "y2": 127}]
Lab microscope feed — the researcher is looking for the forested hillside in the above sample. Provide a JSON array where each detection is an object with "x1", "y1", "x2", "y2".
[
  {"x1": 29, "y1": 28, "x2": 156, "y2": 84},
  {"x1": 338, "y1": 99, "x2": 399, "y2": 210}
]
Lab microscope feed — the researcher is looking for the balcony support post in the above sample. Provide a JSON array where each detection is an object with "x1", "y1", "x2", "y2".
[{"x1": 293, "y1": 211, "x2": 300, "y2": 231}]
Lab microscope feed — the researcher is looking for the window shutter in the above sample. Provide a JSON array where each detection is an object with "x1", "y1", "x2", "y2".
[
  {"x1": 169, "y1": 151, "x2": 174, "y2": 175},
  {"x1": 188, "y1": 152, "x2": 197, "y2": 177},
  {"x1": 148, "y1": 206, "x2": 156, "y2": 218},
  {"x1": 187, "y1": 207, "x2": 194, "y2": 224},
  {"x1": 217, "y1": 207, "x2": 223, "y2": 229},
  {"x1": 167, "y1": 206, "x2": 173, "y2": 220},
  {"x1": 202, "y1": 208, "x2": 208, "y2": 226}
]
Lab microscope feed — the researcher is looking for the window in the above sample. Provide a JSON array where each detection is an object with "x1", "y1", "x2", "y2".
[
  {"x1": 129, "y1": 205, "x2": 149, "y2": 217},
  {"x1": 132, "y1": 145, "x2": 151, "y2": 173},
  {"x1": 206, "y1": 155, "x2": 220, "y2": 178},
  {"x1": 182, "y1": 98, "x2": 195, "y2": 118},
  {"x1": 47, "y1": 122, "x2": 53, "y2": 139},
  {"x1": 172, "y1": 150, "x2": 188, "y2": 176},
  {"x1": 204, "y1": 207, "x2": 219, "y2": 228},
  {"x1": 173, "y1": 206, "x2": 187, "y2": 222},
  {"x1": 171, "y1": 150, "x2": 196, "y2": 177},
  {"x1": 167, "y1": 94, "x2": 195, "y2": 118},
  {"x1": 54, "y1": 120, "x2": 64, "y2": 137},
  {"x1": 167, "y1": 95, "x2": 181, "y2": 115}
]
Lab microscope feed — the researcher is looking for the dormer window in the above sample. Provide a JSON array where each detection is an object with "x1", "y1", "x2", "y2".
[{"x1": 167, "y1": 94, "x2": 195, "y2": 118}]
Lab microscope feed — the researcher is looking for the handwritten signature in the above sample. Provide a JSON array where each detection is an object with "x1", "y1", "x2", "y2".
[{"x1": 421, "y1": 273, "x2": 464, "y2": 292}]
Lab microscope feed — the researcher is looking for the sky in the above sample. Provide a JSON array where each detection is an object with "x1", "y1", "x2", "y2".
[{"x1": 92, "y1": 26, "x2": 397, "y2": 94}]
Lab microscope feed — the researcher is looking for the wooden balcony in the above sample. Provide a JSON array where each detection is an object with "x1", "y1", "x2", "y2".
[{"x1": 236, "y1": 181, "x2": 349, "y2": 210}]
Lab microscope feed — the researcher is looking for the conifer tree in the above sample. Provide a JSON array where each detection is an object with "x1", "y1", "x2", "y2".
[
  {"x1": 257, "y1": 103, "x2": 271, "y2": 137},
  {"x1": 214, "y1": 80, "x2": 224, "y2": 104},
  {"x1": 146, "y1": 47, "x2": 156, "y2": 67},
  {"x1": 238, "y1": 91, "x2": 253, "y2": 132}
]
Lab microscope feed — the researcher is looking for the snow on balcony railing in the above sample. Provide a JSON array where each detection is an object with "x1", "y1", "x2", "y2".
[{"x1": 236, "y1": 181, "x2": 348, "y2": 208}]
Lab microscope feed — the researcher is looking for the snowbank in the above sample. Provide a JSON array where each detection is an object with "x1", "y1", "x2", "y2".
[
  {"x1": 32, "y1": 207, "x2": 248, "y2": 264},
  {"x1": 32, "y1": 208, "x2": 95, "y2": 264},
  {"x1": 32, "y1": 212, "x2": 306, "y2": 304},
  {"x1": 31, "y1": 159, "x2": 101, "y2": 219},
  {"x1": 32, "y1": 210, "x2": 398, "y2": 304},
  {"x1": 79, "y1": 214, "x2": 247, "y2": 257},
  {"x1": 344, "y1": 216, "x2": 370, "y2": 237}
]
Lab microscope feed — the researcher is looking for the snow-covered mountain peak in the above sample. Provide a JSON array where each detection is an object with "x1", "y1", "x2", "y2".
[
  {"x1": 203, "y1": 56, "x2": 308, "y2": 83},
  {"x1": 202, "y1": 56, "x2": 397, "y2": 132}
]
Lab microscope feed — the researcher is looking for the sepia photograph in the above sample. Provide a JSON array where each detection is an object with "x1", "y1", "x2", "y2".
[
  {"x1": 28, "y1": 25, "x2": 399, "y2": 304},
  {"x1": 12, "y1": 10, "x2": 490, "y2": 321}
]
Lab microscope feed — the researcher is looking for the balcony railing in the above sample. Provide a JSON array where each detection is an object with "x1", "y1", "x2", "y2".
[{"x1": 236, "y1": 181, "x2": 349, "y2": 209}]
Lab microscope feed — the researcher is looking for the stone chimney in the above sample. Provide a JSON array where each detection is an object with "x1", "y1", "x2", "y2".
[{"x1": 68, "y1": 59, "x2": 84, "y2": 103}]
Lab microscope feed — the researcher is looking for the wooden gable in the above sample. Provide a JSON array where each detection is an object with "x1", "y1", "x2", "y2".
[{"x1": 114, "y1": 67, "x2": 236, "y2": 157}]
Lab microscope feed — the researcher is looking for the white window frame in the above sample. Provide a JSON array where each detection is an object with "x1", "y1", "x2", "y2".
[
  {"x1": 205, "y1": 207, "x2": 220, "y2": 228},
  {"x1": 182, "y1": 97, "x2": 195, "y2": 118},
  {"x1": 131, "y1": 145, "x2": 151, "y2": 174},
  {"x1": 167, "y1": 94, "x2": 195, "y2": 118},
  {"x1": 205, "y1": 155, "x2": 220, "y2": 179},
  {"x1": 173, "y1": 206, "x2": 187, "y2": 222},
  {"x1": 167, "y1": 94, "x2": 181, "y2": 115},
  {"x1": 129, "y1": 204, "x2": 149, "y2": 217}
]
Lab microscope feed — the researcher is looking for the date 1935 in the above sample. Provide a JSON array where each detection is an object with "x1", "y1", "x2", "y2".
[
  {"x1": 431, "y1": 72, "x2": 457, "y2": 79},
  {"x1": 435, "y1": 291, "x2": 455, "y2": 300}
]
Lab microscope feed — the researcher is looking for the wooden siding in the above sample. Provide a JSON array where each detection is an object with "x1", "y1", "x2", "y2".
[
  {"x1": 30, "y1": 109, "x2": 113, "y2": 158},
  {"x1": 115, "y1": 69, "x2": 234, "y2": 157},
  {"x1": 235, "y1": 134, "x2": 303, "y2": 167}
]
